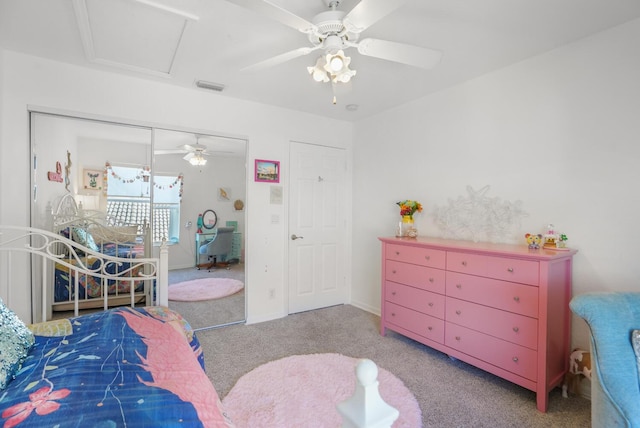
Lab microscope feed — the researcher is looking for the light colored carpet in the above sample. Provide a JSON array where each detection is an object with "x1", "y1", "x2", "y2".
[
  {"x1": 198, "y1": 305, "x2": 591, "y2": 428},
  {"x1": 168, "y1": 278, "x2": 244, "y2": 302},
  {"x1": 168, "y1": 264, "x2": 245, "y2": 330},
  {"x1": 222, "y1": 353, "x2": 421, "y2": 427}
]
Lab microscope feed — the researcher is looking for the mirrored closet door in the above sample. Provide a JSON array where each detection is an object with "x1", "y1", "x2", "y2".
[
  {"x1": 154, "y1": 128, "x2": 246, "y2": 330},
  {"x1": 30, "y1": 112, "x2": 247, "y2": 330}
]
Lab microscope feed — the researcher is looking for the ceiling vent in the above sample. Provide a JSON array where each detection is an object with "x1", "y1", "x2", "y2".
[{"x1": 195, "y1": 80, "x2": 226, "y2": 92}]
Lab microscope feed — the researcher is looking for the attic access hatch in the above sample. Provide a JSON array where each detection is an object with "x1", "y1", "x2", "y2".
[{"x1": 72, "y1": 0, "x2": 199, "y2": 78}]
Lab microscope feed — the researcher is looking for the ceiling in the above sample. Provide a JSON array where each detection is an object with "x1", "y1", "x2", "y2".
[{"x1": 2, "y1": 0, "x2": 640, "y2": 122}]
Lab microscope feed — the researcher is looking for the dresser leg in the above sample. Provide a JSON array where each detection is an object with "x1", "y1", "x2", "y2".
[{"x1": 536, "y1": 391, "x2": 549, "y2": 412}]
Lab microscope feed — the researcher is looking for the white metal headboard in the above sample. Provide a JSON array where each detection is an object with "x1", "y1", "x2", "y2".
[{"x1": 0, "y1": 225, "x2": 168, "y2": 322}]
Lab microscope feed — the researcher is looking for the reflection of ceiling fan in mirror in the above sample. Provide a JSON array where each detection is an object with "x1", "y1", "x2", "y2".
[{"x1": 155, "y1": 136, "x2": 232, "y2": 166}]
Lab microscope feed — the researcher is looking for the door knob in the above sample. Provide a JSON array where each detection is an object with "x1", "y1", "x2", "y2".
[{"x1": 291, "y1": 234, "x2": 304, "y2": 240}]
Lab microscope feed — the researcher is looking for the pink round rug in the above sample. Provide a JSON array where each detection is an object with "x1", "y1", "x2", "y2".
[
  {"x1": 168, "y1": 278, "x2": 244, "y2": 302},
  {"x1": 222, "y1": 353, "x2": 421, "y2": 427}
]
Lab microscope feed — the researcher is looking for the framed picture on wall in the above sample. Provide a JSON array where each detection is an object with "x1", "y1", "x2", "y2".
[
  {"x1": 83, "y1": 169, "x2": 103, "y2": 191},
  {"x1": 255, "y1": 159, "x2": 280, "y2": 183}
]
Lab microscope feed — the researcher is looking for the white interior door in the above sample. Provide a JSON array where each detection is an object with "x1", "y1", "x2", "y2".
[{"x1": 288, "y1": 142, "x2": 347, "y2": 314}]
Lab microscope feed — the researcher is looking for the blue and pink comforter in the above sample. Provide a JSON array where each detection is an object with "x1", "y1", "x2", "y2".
[{"x1": 0, "y1": 307, "x2": 233, "y2": 427}]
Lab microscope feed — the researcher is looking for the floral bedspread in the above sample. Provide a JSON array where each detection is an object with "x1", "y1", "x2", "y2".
[{"x1": 0, "y1": 307, "x2": 234, "y2": 428}]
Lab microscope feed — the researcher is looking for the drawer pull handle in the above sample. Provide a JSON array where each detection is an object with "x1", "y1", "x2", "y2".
[
  {"x1": 428, "y1": 302, "x2": 434, "y2": 307},
  {"x1": 461, "y1": 261, "x2": 467, "y2": 266},
  {"x1": 455, "y1": 336, "x2": 461, "y2": 341},
  {"x1": 392, "y1": 270, "x2": 397, "y2": 274},
  {"x1": 455, "y1": 310, "x2": 461, "y2": 315},
  {"x1": 456, "y1": 284, "x2": 462, "y2": 289},
  {"x1": 428, "y1": 326, "x2": 433, "y2": 331},
  {"x1": 425, "y1": 255, "x2": 431, "y2": 260},
  {"x1": 391, "y1": 291, "x2": 396, "y2": 296},
  {"x1": 395, "y1": 251, "x2": 400, "y2": 255},
  {"x1": 429, "y1": 277, "x2": 434, "y2": 283},
  {"x1": 507, "y1": 267, "x2": 514, "y2": 273},
  {"x1": 513, "y1": 327, "x2": 519, "y2": 333},
  {"x1": 512, "y1": 357, "x2": 519, "y2": 363},
  {"x1": 391, "y1": 313, "x2": 396, "y2": 317},
  {"x1": 513, "y1": 296, "x2": 520, "y2": 303}
]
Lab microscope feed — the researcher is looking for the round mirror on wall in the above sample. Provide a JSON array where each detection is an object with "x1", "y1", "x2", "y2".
[{"x1": 202, "y1": 209, "x2": 217, "y2": 229}]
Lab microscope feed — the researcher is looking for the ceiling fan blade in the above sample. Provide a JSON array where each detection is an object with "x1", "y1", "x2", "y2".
[
  {"x1": 183, "y1": 143, "x2": 208, "y2": 151},
  {"x1": 357, "y1": 38, "x2": 443, "y2": 69},
  {"x1": 155, "y1": 149, "x2": 187, "y2": 155},
  {"x1": 183, "y1": 153, "x2": 195, "y2": 161},
  {"x1": 202, "y1": 150, "x2": 233, "y2": 156},
  {"x1": 242, "y1": 46, "x2": 319, "y2": 72},
  {"x1": 343, "y1": 0, "x2": 408, "y2": 33},
  {"x1": 225, "y1": 0, "x2": 315, "y2": 33}
]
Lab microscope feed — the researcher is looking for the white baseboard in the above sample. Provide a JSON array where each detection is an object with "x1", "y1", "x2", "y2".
[
  {"x1": 349, "y1": 300, "x2": 380, "y2": 317},
  {"x1": 246, "y1": 310, "x2": 287, "y2": 325}
]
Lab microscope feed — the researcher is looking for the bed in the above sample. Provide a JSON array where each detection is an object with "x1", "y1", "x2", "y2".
[
  {"x1": 0, "y1": 225, "x2": 398, "y2": 428},
  {"x1": 0, "y1": 225, "x2": 233, "y2": 427},
  {"x1": 48, "y1": 194, "x2": 153, "y2": 315},
  {"x1": 0, "y1": 304, "x2": 233, "y2": 427}
]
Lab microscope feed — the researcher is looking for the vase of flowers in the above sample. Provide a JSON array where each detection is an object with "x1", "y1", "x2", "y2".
[{"x1": 396, "y1": 200, "x2": 422, "y2": 237}]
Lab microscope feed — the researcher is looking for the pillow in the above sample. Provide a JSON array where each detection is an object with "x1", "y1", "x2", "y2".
[
  {"x1": 28, "y1": 319, "x2": 73, "y2": 337},
  {"x1": 89, "y1": 225, "x2": 139, "y2": 244},
  {"x1": 632, "y1": 330, "x2": 640, "y2": 379},
  {"x1": 0, "y1": 298, "x2": 35, "y2": 389},
  {"x1": 71, "y1": 227, "x2": 99, "y2": 252}
]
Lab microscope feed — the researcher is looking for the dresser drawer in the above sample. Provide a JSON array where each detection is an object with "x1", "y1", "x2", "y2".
[
  {"x1": 385, "y1": 281, "x2": 445, "y2": 319},
  {"x1": 385, "y1": 301, "x2": 444, "y2": 344},
  {"x1": 445, "y1": 297, "x2": 538, "y2": 349},
  {"x1": 446, "y1": 252, "x2": 539, "y2": 286},
  {"x1": 446, "y1": 271, "x2": 539, "y2": 318},
  {"x1": 386, "y1": 260, "x2": 446, "y2": 294},
  {"x1": 445, "y1": 323, "x2": 538, "y2": 381},
  {"x1": 386, "y1": 244, "x2": 446, "y2": 269}
]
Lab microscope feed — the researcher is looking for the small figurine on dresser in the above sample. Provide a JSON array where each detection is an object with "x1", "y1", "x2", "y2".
[
  {"x1": 543, "y1": 224, "x2": 570, "y2": 250},
  {"x1": 525, "y1": 233, "x2": 542, "y2": 249}
]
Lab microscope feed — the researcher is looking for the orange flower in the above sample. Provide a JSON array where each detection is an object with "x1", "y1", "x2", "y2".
[{"x1": 2, "y1": 386, "x2": 70, "y2": 428}]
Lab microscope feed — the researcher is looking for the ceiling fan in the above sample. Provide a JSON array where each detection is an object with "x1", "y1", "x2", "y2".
[
  {"x1": 226, "y1": 0, "x2": 443, "y2": 74},
  {"x1": 155, "y1": 136, "x2": 231, "y2": 166}
]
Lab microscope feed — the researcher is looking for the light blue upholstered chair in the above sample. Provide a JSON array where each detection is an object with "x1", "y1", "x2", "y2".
[
  {"x1": 570, "y1": 292, "x2": 640, "y2": 428},
  {"x1": 198, "y1": 227, "x2": 234, "y2": 271}
]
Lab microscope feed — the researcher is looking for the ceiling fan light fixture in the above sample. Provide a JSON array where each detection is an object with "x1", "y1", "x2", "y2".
[
  {"x1": 324, "y1": 49, "x2": 349, "y2": 73},
  {"x1": 309, "y1": 49, "x2": 355, "y2": 87},
  {"x1": 329, "y1": 55, "x2": 343, "y2": 71},
  {"x1": 188, "y1": 154, "x2": 207, "y2": 166},
  {"x1": 335, "y1": 68, "x2": 355, "y2": 83},
  {"x1": 308, "y1": 57, "x2": 330, "y2": 82}
]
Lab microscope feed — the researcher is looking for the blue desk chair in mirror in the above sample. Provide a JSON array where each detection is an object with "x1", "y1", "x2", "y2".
[{"x1": 197, "y1": 227, "x2": 235, "y2": 271}]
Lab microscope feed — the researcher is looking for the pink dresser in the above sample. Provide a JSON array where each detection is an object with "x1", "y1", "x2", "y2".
[{"x1": 379, "y1": 236, "x2": 577, "y2": 412}]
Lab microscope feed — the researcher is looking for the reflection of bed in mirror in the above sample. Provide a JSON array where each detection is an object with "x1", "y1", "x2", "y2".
[{"x1": 49, "y1": 194, "x2": 153, "y2": 314}]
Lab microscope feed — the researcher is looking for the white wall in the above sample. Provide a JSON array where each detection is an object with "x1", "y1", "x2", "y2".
[
  {"x1": 0, "y1": 50, "x2": 353, "y2": 323},
  {"x1": 351, "y1": 18, "x2": 640, "y2": 350}
]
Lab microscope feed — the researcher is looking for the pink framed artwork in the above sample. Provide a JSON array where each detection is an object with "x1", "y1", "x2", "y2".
[{"x1": 255, "y1": 159, "x2": 280, "y2": 183}]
